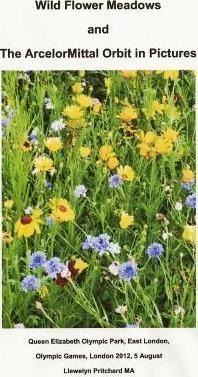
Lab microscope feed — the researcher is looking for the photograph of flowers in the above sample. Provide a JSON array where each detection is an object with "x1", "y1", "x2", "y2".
[{"x1": 2, "y1": 70, "x2": 196, "y2": 328}]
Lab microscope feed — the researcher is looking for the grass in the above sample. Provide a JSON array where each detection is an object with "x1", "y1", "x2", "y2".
[{"x1": 2, "y1": 70, "x2": 196, "y2": 328}]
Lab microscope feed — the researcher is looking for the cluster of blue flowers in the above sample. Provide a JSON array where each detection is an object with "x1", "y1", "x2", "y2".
[
  {"x1": 21, "y1": 252, "x2": 66, "y2": 292},
  {"x1": 82, "y1": 234, "x2": 120, "y2": 255}
]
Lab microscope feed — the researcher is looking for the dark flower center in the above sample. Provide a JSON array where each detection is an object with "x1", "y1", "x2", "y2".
[
  {"x1": 21, "y1": 215, "x2": 32, "y2": 225},
  {"x1": 23, "y1": 141, "x2": 31, "y2": 148},
  {"x1": 58, "y1": 205, "x2": 67, "y2": 212}
]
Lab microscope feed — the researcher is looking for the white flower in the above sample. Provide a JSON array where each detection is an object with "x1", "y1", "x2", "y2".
[
  {"x1": 51, "y1": 119, "x2": 65, "y2": 132},
  {"x1": 108, "y1": 242, "x2": 121, "y2": 255},
  {"x1": 175, "y1": 201, "x2": 183, "y2": 211},
  {"x1": 162, "y1": 231, "x2": 173, "y2": 241},
  {"x1": 115, "y1": 305, "x2": 128, "y2": 315},
  {"x1": 45, "y1": 98, "x2": 54, "y2": 110},
  {"x1": 24, "y1": 206, "x2": 33, "y2": 215},
  {"x1": 14, "y1": 323, "x2": 25, "y2": 329},
  {"x1": 60, "y1": 263, "x2": 71, "y2": 279},
  {"x1": 108, "y1": 262, "x2": 119, "y2": 276},
  {"x1": 174, "y1": 306, "x2": 185, "y2": 316}
]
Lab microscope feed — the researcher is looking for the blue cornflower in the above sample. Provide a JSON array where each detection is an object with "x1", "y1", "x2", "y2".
[
  {"x1": 29, "y1": 251, "x2": 47, "y2": 269},
  {"x1": 185, "y1": 193, "x2": 196, "y2": 209},
  {"x1": 108, "y1": 174, "x2": 123, "y2": 188},
  {"x1": 29, "y1": 128, "x2": 38, "y2": 144},
  {"x1": 118, "y1": 261, "x2": 138, "y2": 280},
  {"x1": 93, "y1": 234, "x2": 111, "y2": 255},
  {"x1": 44, "y1": 257, "x2": 63, "y2": 279},
  {"x1": 147, "y1": 243, "x2": 164, "y2": 258},
  {"x1": 44, "y1": 181, "x2": 53, "y2": 189},
  {"x1": 51, "y1": 119, "x2": 65, "y2": 132},
  {"x1": 21, "y1": 275, "x2": 41, "y2": 292},
  {"x1": 74, "y1": 185, "x2": 87, "y2": 198},
  {"x1": 45, "y1": 216, "x2": 54, "y2": 226},
  {"x1": 82, "y1": 235, "x2": 96, "y2": 250},
  {"x1": 181, "y1": 182, "x2": 194, "y2": 191},
  {"x1": 1, "y1": 118, "x2": 11, "y2": 129}
]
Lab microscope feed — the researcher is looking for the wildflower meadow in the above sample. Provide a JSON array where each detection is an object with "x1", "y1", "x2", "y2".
[{"x1": 2, "y1": 70, "x2": 196, "y2": 328}]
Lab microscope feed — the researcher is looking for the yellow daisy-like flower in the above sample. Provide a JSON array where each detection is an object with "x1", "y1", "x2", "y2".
[
  {"x1": 182, "y1": 225, "x2": 196, "y2": 245},
  {"x1": 2, "y1": 231, "x2": 13, "y2": 244},
  {"x1": 182, "y1": 168, "x2": 194, "y2": 183},
  {"x1": 99, "y1": 145, "x2": 113, "y2": 161},
  {"x1": 139, "y1": 143, "x2": 156, "y2": 159},
  {"x1": 50, "y1": 198, "x2": 75, "y2": 223},
  {"x1": 79, "y1": 146, "x2": 91, "y2": 158},
  {"x1": 76, "y1": 94, "x2": 92, "y2": 108},
  {"x1": 107, "y1": 156, "x2": 120, "y2": 170},
  {"x1": 74, "y1": 258, "x2": 88, "y2": 273},
  {"x1": 119, "y1": 106, "x2": 138, "y2": 123},
  {"x1": 163, "y1": 128, "x2": 179, "y2": 143},
  {"x1": 164, "y1": 70, "x2": 179, "y2": 80},
  {"x1": 45, "y1": 137, "x2": 63, "y2": 152},
  {"x1": 104, "y1": 77, "x2": 112, "y2": 94},
  {"x1": 4, "y1": 199, "x2": 14, "y2": 209},
  {"x1": 67, "y1": 119, "x2": 86, "y2": 129},
  {"x1": 143, "y1": 100, "x2": 165, "y2": 119},
  {"x1": 120, "y1": 70, "x2": 137, "y2": 79},
  {"x1": 38, "y1": 286, "x2": 49, "y2": 300},
  {"x1": 34, "y1": 156, "x2": 54, "y2": 173},
  {"x1": 15, "y1": 209, "x2": 43, "y2": 238},
  {"x1": 120, "y1": 211, "x2": 134, "y2": 229},
  {"x1": 62, "y1": 105, "x2": 84, "y2": 119},
  {"x1": 72, "y1": 82, "x2": 84, "y2": 94},
  {"x1": 93, "y1": 101, "x2": 102, "y2": 114},
  {"x1": 117, "y1": 165, "x2": 135, "y2": 181},
  {"x1": 154, "y1": 136, "x2": 173, "y2": 155}
]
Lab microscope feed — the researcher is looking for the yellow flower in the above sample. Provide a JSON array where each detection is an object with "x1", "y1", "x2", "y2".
[
  {"x1": 38, "y1": 286, "x2": 49, "y2": 299},
  {"x1": 107, "y1": 156, "x2": 120, "y2": 170},
  {"x1": 79, "y1": 146, "x2": 91, "y2": 158},
  {"x1": 164, "y1": 70, "x2": 179, "y2": 80},
  {"x1": 99, "y1": 145, "x2": 113, "y2": 161},
  {"x1": 50, "y1": 198, "x2": 75, "y2": 223},
  {"x1": 4, "y1": 199, "x2": 14, "y2": 209},
  {"x1": 163, "y1": 128, "x2": 179, "y2": 142},
  {"x1": 79, "y1": 70, "x2": 85, "y2": 78},
  {"x1": 182, "y1": 225, "x2": 196, "y2": 245},
  {"x1": 154, "y1": 136, "x2": 173, "y2": 155},
  {"x1": 74, "y1": 258, "x2": 88, "y2": 273},
  {"x1": 143, "y1": 131, "x2": 157, "y2": 144},
  {"x1": 117, "y1": 165, "x2": 135, "y2": 181},
  {"x1": 120, "y1": 70, "x2": 137, "y2": 79},
  {"x1": 45, "y1": 137, "x2": 63, "y2": 152},
  {"x1": 104, "y1": 77, "x2": 112, "y2": 94},
  {"x1": 139, "y1": 143, "x2": 156, "y2": 159},
  {"x1": 2, "y1": 231, "x2": 13, "y2": 243},
  {"x1": 93, "y1": 102, "x2": 102, "y2": 113},
  {"x1": 72, "y1": 82, "x2": 84, "y2": 94},
  {"x1": 164, "y1": 103, "x2": 180, "y2": 120},
  {"x1": 76, "y1": 94, "x2": 92, "y2": 108},
  {"x1": 120, "y1": 211, "x2": 134, "y2": 229},
  {"x1": 15, "y1": 209, "x2": 43, "y2": 238},
  {"x1": 34, "y1": 156, "x2": 54, "y2": 172},
  {"x1": 67, "y1": 119, "x2": 86, "y2": 129},
  {"x1": 182, "y1": 168, "x2": 194, "y2": 183},
  {"x1": 62, "y1": 105, "x2": 84, "y2": 119},
  {"x1": 143, "y1": 100, "x2": 165, "y2": 119},
  {"x1": 119, "y1": 106, "x2": 138, "y2": 123}
]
